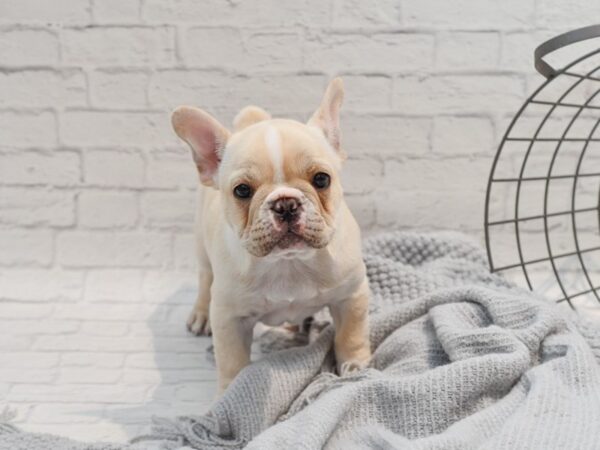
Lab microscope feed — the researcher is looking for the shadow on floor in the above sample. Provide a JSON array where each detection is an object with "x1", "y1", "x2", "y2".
[{"x1": 83, "y1": 283, "x2": 218, "y2": 438}]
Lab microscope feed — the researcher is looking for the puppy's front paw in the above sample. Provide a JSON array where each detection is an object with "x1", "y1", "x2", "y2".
[
  {"x1": 338, "y1": 358, "x2": 369, "y2": 376},
  {"x1": 186, "y1": 308, "x2": 211, "y2": 336}
]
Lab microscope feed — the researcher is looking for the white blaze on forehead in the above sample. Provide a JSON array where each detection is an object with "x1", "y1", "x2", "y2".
[{"x1": 265, "y1": 125, "x2": 284, "y2": 183}]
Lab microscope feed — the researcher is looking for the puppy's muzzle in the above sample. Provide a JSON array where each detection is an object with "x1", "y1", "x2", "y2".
[{"x1": 271, "y1": 197, "x2": 301, "y2": 224}]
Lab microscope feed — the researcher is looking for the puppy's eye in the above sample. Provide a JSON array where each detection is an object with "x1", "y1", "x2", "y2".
[
  {"x1": 312, "y1": 172, "x2": 330, "y2": 189},
  {"x1": 233, "y1": 184, "x2": 253, "y2": 199}
]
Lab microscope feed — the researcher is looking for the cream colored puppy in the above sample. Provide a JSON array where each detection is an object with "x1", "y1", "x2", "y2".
[{"x1": 172, "y1": 79, "x2": 371, "y2": 393}]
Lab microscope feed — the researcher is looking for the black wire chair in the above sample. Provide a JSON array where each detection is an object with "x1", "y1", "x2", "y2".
[{"x1": 485, "y1": 25, "x2": 600, "y2": 310}]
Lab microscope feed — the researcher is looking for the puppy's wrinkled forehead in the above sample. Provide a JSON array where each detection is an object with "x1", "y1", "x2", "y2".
[{"x1": 220, "y1": 119, "x2": 340, "y2": 184}]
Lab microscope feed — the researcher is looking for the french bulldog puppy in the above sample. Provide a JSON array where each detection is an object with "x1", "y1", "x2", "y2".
[{"x1": 172, "y1": 78, "x2": 371, "y2": 393}]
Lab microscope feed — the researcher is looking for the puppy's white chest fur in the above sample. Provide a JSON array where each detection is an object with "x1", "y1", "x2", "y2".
[
  {"x1": 255, "y1": 256, "x2": 319, "y2": 303},
  {"x1": 244, "y1": 254, "x2": 345, "y2": 325}
]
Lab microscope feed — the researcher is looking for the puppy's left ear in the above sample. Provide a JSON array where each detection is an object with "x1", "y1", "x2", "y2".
[{"x1": 308, "y1": 77, "x2": 346, "y2": 160}]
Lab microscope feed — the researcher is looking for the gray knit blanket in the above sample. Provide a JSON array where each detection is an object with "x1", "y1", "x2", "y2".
[{"x1": 2, "y1": 232, "x2": 600, "y2": 449}]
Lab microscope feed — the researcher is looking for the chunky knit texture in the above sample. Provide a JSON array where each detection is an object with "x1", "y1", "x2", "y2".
[{"x1": 1, "y1": 232, "x2": 600, "y2": 449}]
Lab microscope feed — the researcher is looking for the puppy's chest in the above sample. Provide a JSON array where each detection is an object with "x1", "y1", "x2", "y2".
[{"x1": 244, "y1": 260, "x2": 341, "y2": 325}]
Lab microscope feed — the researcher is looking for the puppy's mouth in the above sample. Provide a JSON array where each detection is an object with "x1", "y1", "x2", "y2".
[
  {"x1": 243, "y1": 220, "x2": 331, "y2": 258},
  {"x1": 275, "y1": 229, "x2": 306, "y2": 250},
  {"x1": 241, "y1": 197, "x2": 334, "y2": 258}
]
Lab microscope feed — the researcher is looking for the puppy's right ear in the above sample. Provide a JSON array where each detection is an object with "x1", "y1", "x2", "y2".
[
  {"x1": 233, "y1": 106, "x2": 271, "y2": 132},
  {"x1": 171, "y1": 106, "x2": 230, "y2": 187}
]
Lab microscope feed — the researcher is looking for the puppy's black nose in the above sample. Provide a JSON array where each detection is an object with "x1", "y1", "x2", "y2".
[{"x1": 271, "y1": 197, "x2": 300, "y2": 223}]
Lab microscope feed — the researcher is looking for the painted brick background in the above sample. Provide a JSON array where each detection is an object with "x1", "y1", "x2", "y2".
[{"x1": 0, "y1": 0, "x2": 599, "y2": 442}]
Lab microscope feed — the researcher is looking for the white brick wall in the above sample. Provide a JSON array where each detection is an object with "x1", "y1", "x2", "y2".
[{"x1": 0, "y1": 0, "x2": 596, "y2": 442}]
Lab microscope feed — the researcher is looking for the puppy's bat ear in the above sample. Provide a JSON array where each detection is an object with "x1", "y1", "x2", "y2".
[
  {"x1": 171, "y1": 106, "x2": 230, "y2": 187},
  {"x1": 233, "y1": 106, "x2": 271, "y2": 132},
  {"x1": 308, "y1": 78, "x2": 346, "y2": 159}
]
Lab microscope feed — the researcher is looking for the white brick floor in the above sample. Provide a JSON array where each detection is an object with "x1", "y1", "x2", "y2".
[{"x1": 1, "y1": 277, "x2": 219, "y2": 442}]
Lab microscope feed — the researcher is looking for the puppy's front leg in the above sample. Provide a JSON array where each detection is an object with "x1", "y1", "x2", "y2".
[
  {"x1": 211, "y1": 305, "x2": 253, "y2": 394},
  {"x1": 329, "y1": 278, "x2": 371, "y2": 375}
]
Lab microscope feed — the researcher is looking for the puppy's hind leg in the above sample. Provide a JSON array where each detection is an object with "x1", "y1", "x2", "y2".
[
  {"x1": 187, "y1": 268, "x2": 212, "y2": 336},
  {"x1": 187, "y1": 243, "x2": 213, "y2": 336}
]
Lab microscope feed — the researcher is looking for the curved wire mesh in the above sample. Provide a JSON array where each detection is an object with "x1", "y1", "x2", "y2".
[{"x1": 485, "y1": 27, "x2": 600, "y2": 311}]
